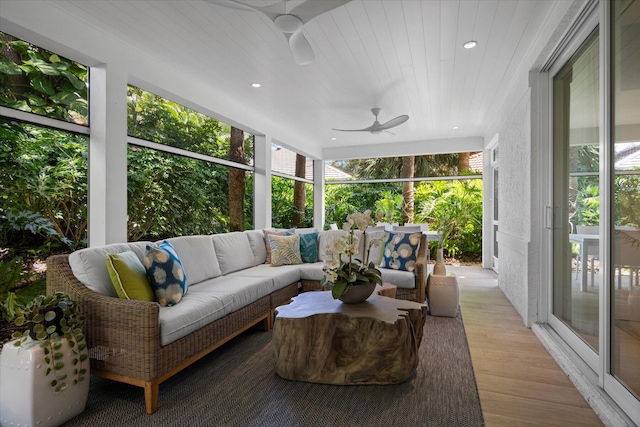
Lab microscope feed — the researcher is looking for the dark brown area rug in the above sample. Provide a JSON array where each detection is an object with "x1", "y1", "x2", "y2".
[{"x1": 63, "y1": 310, "x2": 484, "y2": 427}]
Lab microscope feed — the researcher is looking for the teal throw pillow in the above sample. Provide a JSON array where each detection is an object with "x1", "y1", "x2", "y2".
[
  {"x1": 144, "y1": 240, "x2": 188, "y2": 306},
  {"x1": 297, "y1": 232, "x2": 318, "y2": 263},
  {"x1": 380, "y1": 232, "x2": 422, "y2": 272}
]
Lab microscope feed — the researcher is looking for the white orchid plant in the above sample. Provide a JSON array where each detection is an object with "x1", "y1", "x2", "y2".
[{"x1": 321, "y1": 210, "x2": 384, "y2": 299}]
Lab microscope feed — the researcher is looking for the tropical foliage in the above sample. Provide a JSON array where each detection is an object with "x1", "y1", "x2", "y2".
[
  {"x1": 271, "y1": 177, "x2": 313, "y2": 229},
  {"x1": 415, "y1": 180, "x2": 483, "y2": 257},
  {"x1": 0, "y1": 119, "x2": 88, "y2": 257},
  {"x1": 0, "y1": 32, "x2": 88, "y2": 125}
]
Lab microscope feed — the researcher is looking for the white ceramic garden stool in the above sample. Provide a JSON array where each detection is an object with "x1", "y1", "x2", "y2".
[
  {"x1": 427, "y1": 272, "x2": 460, "y2": 317},
  {"x1": 0, "y1": 337, "x2": 89, "y2": 427}
]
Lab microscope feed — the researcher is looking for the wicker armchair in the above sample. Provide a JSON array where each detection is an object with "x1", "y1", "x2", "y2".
[
  {"x1": 46, "y1": 254, "x2": 295, "y2": 414},
  {"x1": 301, "y1": 234, "x2": 429, "y2": 303}
]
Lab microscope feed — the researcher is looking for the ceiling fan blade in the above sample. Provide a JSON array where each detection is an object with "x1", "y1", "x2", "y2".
[
  {"x1": 290, "y1": 0, "x2": 352, "y2": 24},
  {"x1": 379, "y1": 115, "x2": 409, "y2": 130},
  {"x1": 206, "y1": 0, "x2": 255, "y2": 12},
  {"x1": 332, "y1": 124, "x2": 377, "y2": 132},
  {"x1": 288, "y1": 31, "x2": 314, "y2": 65}
]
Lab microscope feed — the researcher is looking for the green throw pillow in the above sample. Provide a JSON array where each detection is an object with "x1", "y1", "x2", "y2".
[
  {"x1": 106, "y1": 251, "x2": 155, "y2": 301},
  {"x1": 268, "y1": 234, "x2": 303, "y2": 266}
]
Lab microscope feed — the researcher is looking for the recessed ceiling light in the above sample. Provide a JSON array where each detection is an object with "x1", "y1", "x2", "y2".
[
  {"x1": 463, "y1": 40, "x2": 478, "y2": 49},
  {"x1": 330, "y1": 137, "x2": 337, "y2": 141},
  {"x1": 251, "y1": 82, "x2": 261, "y2": 88},
  {"x1": 452, "y1": 126, "x2": 460, "y2": 130}
]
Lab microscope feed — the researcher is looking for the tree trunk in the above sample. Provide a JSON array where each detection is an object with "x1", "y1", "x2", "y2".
[
  {"x1": 292, "y1": 154, "x2": 306, "y2": 227},
  {"x1": 401, "y1": 155, "x2": 415, "y2": 224},
  {"x1": 1, "y1": 34, "x2": 29, "y2": 98},
  {"x1": 458, "y1": 152, "x2": 470, "y2": 174},
  {"x1": 228, "y1": 127, "x2": 245, "y2": 231}
]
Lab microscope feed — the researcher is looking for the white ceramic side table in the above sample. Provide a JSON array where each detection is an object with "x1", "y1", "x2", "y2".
[
  {"x1": 427, "y1": 272, "x2": 459, "y2": 317},
  {"x1": 0, "y1": 337, "x2": 89, "y2": 427}
]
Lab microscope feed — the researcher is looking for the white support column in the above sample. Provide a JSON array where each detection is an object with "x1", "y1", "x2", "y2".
[
  {"x1": 89, "y1": 65, "x2": 128, "y2": 246},
  {"x1": 313, "y1": 159, "x2": 325, "y2": 230},
  {"x1": 253, "y1": 135, "x2": 272, "y2": 229}
]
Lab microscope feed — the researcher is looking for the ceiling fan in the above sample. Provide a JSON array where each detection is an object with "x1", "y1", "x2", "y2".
[
  {"x1": 333, "y1": 108, "x2": 409, "y2": 135},
  {"x1": 209, "y1": 0, "x2": 351, "y2": 65}
]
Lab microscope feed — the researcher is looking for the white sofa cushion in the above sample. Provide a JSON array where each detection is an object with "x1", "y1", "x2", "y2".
[
  {"x1": 69, "y1": 242, "x2": 151, "y2": 297},
  {"x1": 158, "y1": 282, "x2": 235, "y2": 346},
  {"x1": 244, "y1": 230, "x2": 267, "y2": 265},
  {"x1": 380, "y1": 268, "x2": 416, "y2": 289},
  {"x1": 205, "y1": 275, "x2": 274, "y2": 312},
  {"x1": 229, "y1": 264, "x2": 301, "y2": 290},
  {"x1": 211, "y1": 232, "x2": 255, "y2": 275},
  {"x1": 164, "y1": 235, "x2": 222, "y2": 286},
  {"x1": 298, "y1": 262, "x2": 325, "y2": 281}
]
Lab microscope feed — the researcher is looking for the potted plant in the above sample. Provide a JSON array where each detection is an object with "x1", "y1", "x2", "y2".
[
  {"x1": 321, "y1": 210, "x2": 383, "y2": 303},
  {"x1": 0, "y1": 291, "x2": 89, "y2": 427}
]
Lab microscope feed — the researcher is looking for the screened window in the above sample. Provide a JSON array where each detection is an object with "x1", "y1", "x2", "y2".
[{"x1": 126, "y1": 87, "x2": 254, "y2": 236}]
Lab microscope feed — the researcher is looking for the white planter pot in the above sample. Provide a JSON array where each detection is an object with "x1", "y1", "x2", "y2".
[{"x1": 0, "y1": 337, "x2": 89, "y2": 427}]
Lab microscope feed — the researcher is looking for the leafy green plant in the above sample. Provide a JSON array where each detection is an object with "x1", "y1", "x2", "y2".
[
  {"x1": 0, "y1": 32, "x2": 88, "y2": 124},
  {"x1": 0, "y1": 257, "x2": 45, "y2": 321},
  {"x1": 374, "y1": 191, "x2": 403, "y2": 224},
  {"x1": 12, "y1": 292, "x2": 88, "y2": 393},
  {"x1": 415, "y1": 179, "x2": 483, "y2": 257}
]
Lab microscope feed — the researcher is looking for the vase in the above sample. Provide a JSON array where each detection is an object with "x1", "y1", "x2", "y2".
[
  {"x1": 0, "y1": 337, "x2": 90, "y2": 427},
  {"x1": 433, "y1": 247, "x2": 446, "y2": 276},
  {"x1": 339, "y1": 282, "x2": 376, "y2": 304}
]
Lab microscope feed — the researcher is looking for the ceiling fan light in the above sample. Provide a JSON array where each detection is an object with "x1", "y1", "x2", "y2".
[
  {"x1": 463, "y1": 40, "x2": 478, "y2": 49},
  {"x1": 274, "y1": 14, "x2": 303, "y2": 33},
  {"x1": 370, "y1": 130, "x2": 383, "y2": 135}
]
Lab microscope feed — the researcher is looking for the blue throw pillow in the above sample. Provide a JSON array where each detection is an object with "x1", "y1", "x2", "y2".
[
  {"x1": 380, "y1": 232, "x2": 422, "y2": 272},
  {"x1": 298, "y1": 232, "x2": 319, "y2": 263},
  {"x1": 144, "y1": 240, "x2": 188, "y2": 306}
]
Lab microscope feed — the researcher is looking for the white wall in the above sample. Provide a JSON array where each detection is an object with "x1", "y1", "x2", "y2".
[{"x1": 481, "y1": 0, "x2": 587, "y2": 326}]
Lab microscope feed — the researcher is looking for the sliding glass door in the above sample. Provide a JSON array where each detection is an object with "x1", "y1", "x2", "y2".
[
  {"x1": 610, "y1": 0, "x2": 640, "y2": 404},
  {"x1": 551, "y1": 28, "x2": 601, "y2": 357},
  {"x1": 548, "y1": 1, "x2": 640, "y2": 421}
]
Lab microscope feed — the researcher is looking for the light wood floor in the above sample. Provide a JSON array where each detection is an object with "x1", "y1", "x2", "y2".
[{"x1": 450, "y1": 266, "x2": 604, "y2": 427}]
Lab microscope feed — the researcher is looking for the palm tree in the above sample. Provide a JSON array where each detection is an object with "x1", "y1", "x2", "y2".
[
  {"x1": 292, "y1": 154, "x2": 306, "y2": 227},
  {"x1": 228, "y1": 126, "x2": 245, "y2": 231},
  {"x1": 401, "y1": 155, "x2": 415, "y2": 223},
  {"x1": 347, "y1": 154, "x2": 458, "y2": 222}
]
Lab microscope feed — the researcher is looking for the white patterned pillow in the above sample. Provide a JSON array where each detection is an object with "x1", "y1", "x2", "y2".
[{"x1": 268, "y1": 234, "x2": 302, "y2": 267}]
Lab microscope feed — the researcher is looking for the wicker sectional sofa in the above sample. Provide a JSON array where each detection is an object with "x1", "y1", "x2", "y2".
[{"x1": 46, "y1": 229, "x2": 428, "y2": 414}]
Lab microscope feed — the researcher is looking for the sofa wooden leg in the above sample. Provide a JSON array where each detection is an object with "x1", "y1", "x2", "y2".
[
  {"x1": 145, "y1": 381, "x2": 159, "y2": 414},
  {"x1": 265, "y1": 310, "x2": 274, "y2": 330}
]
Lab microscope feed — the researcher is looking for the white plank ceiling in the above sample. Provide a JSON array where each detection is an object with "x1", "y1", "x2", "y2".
[{"x1": 46, "y1": 0, "x2": 567, "y2": 158}]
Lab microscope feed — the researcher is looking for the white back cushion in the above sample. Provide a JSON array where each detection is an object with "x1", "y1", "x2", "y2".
[
  {"x1": 164, "y1": 235, "x2": 222, "y2": 285},
  {"x1": 244, "y1": 229, "x2": 267, "y2": 265},
  {"x1": 211, "y1": 232, "x2": 255, "y2": 275},
  {"x1": 69, "y1": 242, "x2": 151, "y2": 297}
]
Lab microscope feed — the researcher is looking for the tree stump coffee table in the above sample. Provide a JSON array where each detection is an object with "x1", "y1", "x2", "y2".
[{"x1": 272, "y1": 291, "x2": 427, "y2": 385}]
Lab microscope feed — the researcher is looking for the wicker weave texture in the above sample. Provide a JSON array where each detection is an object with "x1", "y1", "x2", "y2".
[{"x1": 47, "y1": 255, "x2": 274, "y2": 384}]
